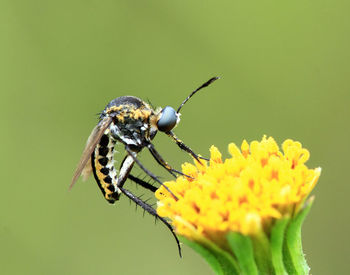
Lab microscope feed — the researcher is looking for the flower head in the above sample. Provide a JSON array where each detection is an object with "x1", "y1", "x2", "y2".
[{"x1": 156, "y1": 136, "x2": 320, "y2": 243}]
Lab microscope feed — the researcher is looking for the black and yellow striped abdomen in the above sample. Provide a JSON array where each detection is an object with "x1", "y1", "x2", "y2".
[{"x1": 91, "y1": 131, "x2": 121, "y2": 203}]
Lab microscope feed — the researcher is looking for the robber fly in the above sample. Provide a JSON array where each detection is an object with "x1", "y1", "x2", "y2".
[{"x1": 70, "y1": 77, "x2": 219, "y2": 256}]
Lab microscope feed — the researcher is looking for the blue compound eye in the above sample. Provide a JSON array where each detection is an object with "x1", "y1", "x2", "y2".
[{"x1": 157, "y1": 106, "x2": 178, "y2": 132}]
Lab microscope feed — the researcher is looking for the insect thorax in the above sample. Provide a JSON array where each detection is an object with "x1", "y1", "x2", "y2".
[{"x1": 102, "y1": 96, "x2": 157, "y2": 148}]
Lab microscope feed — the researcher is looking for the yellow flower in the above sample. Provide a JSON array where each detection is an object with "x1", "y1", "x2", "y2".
[{"x1": 155, "y1": 136, "x2": 321, "y2": 244}]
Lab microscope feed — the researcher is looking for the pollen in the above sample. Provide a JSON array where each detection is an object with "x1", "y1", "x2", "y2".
[
  {"x1": 155, "y1": 136, "x2": 321, "y2": 241},
  {"x1": 132, "y1": 108, "x2": 152, "y2": 120}
]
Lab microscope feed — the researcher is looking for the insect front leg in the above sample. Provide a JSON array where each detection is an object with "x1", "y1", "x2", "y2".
[
  {"x1": 166, "y1": 131, "x2": 209, "y2": 162},
  {"x1": 147, "y1": 143, "x2": 192, "y2": 178}
]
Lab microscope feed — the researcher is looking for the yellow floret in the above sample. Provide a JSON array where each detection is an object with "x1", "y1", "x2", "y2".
[{"x1": 155, "y1": 136, "x2": 320, "y2": 242}]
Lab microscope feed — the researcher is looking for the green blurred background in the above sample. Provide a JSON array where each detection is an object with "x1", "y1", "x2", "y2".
[{"x1": 1, "y1": 0, "x2": 349, "y2": 274}]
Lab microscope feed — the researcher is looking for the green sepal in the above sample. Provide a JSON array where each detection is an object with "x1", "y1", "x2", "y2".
[
  {"x1": 283, "y1": 197, "x2": 314, "y2": 275},
  {"x1": 227, "y1": 232, "x2": 258, "y2": 275},
  {"x1": 251, "y1": 231, "x2": 274, "y2": 275},
  {"x1": 270, "y1": 218, "x2": 290, "y2": 275},
  {"x1": 179, "y1": 236, "x2": 240, "y2": 275},
  {"x1": 179, "y1": 197, "x2": 314, "y2": 275}
]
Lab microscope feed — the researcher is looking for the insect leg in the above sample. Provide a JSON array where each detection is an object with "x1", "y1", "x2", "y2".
[
  {"x1": 128, "y1": 174, "x2": 158, "y2": 193},
  {"x1": 118, "y1": 154, "x2": 158, "y2": 192},
  {"x1": 118, "y1": 186, "x2": 182, "y2": 257},
  {"x1": 147, "y1": 143, "x2": 192, "y2": 178},
  {"x1": 125, "y1": 146, "x2": 178, "y2": 201},
  {"x1": 116, "y1": 154, "x2": 135, "y2": 189},
  {"x1": 165, "y1": 130, "x2": 209, "y2": 162}
]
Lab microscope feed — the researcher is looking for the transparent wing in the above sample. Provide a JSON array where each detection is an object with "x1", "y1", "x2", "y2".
[{"x1": 70, "y1": 116, "x2": 112, "y2": 190}]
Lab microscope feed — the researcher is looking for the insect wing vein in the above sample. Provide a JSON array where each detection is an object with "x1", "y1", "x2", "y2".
[{"x1": 70, "y1": 116, "x2": 112, "y2": 190}]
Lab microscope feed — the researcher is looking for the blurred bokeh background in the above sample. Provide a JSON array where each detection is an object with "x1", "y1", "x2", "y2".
[{"x1": 1, "y1": 1, "x2": 349, "y2": 274}]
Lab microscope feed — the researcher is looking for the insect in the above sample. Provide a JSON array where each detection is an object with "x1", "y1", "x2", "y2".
[{"x1": 70, "y1": 77, "x2": 219, "y2": 256}]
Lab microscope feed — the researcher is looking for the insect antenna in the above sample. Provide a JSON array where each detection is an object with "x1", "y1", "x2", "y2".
[{"x1": 176, "y1": 76, "x2": 220, "y2": 113}]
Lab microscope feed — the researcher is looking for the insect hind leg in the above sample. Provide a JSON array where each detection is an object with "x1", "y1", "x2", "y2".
[
  {"x1": 128, "y1": 174, "x2": 158, "y2": 193},
  {"x1": 119, "y1": 156, "x2": 158, "y2": 193},
  {"x1": 119, "y1": 186, "x2": 182, "y2": 257},
  {"x1": 125, "y1": 145, "x2": 178, "y2": 201}
]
